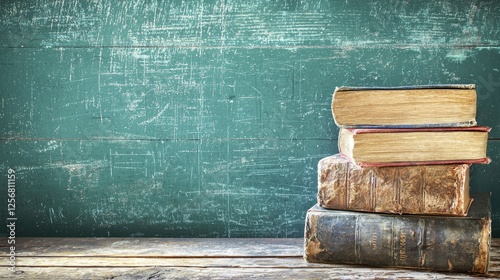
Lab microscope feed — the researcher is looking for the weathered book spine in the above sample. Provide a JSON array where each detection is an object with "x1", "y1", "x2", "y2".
[
  {"x1": 318, "y1": 155, "x2": 471, "y2": 216},
  {"x1": 304, "y1": 193, "x2": 491, "y2": 274}
]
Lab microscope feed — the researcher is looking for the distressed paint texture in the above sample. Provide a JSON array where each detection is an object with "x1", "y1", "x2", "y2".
[{"x1": 0, "y1": 0, "x2": 500, "y2": 238}]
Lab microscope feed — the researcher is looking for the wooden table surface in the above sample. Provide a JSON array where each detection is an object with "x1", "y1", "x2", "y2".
[{"x1": 1, "y1": 237, "x2": 500, "y2": 279}]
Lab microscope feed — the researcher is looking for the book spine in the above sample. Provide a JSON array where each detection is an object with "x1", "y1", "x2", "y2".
[
  {"x1": 318, "y1": 155, "x2": 471, "y2": 216},
  {"x1": 304, "y1": 204, "x2": 490, "y2": 273}
]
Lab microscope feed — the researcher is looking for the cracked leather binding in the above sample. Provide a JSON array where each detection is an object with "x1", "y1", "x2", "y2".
[{"x1": 304, "y1": 193, "x2": 491, "y2": 274}]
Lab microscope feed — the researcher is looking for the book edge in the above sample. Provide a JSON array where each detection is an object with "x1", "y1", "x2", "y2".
[
  {"x1": 335, "y1": 84, "x2": 476, "y2": 91},
  {"x1": 308, "y1": 192, "x2": 490, "y2": 220},
  {"x1": 332, "y1": 85, "x2": 478, "y2": 127},
  {"x1": 350, "y1": 157, "x2": 491, "y2": 167},
  {"x1": 336, "y1": 121, "x2": 478, "y2": 129},
  {"x1": 345, "y1": 126, "x2": 491, "y2": 134}
]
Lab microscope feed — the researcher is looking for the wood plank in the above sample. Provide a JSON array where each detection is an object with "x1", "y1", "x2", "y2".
[
  {"x1": 1, "y1": 238, "x2": 499, "y2": 279},
  {"x1": 7, "y1": 237, "x2": 498, "y2": 258},
  {"x1": 0, "y1": 256, "x2": 418, "y2": 268},
  {"x1": 0, "y1": 238, "x2": 304, "y2": 257},
  {"x1": 0, "y1": 255, "x2": 498, "y2": 276},
  {"x1": 1, "y1": 0, "x2": 500, "y2": 242},
  {"x1": 492, "y1": 239, "x2": 500, "y2": 247},
  {"x1": 1, "y1": 266, "x2": 498, "y2": 280}
]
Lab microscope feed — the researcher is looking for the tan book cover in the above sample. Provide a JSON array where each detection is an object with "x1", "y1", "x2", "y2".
[{"x1": 318, "y1": 154, "x2": 472, "y2": 216}]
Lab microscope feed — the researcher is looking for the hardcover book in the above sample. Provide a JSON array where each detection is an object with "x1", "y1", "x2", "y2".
[
  {"x1": 304, "y1": 193, "x2": 491, "y2": 274},
  {"x1": 318, "y1": 154, "x2": 472, "y2": 216},
  {"x1": 338, "y1": 126, "x2": 490, "y2": 167},
  {"x1": 331, "y1": 85, "x2": 477, "y2": 128}
]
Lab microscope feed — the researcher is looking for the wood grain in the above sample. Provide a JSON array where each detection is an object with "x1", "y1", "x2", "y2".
[{"x1": 0, "y1": 238, "x2": 499, "y2": 279}]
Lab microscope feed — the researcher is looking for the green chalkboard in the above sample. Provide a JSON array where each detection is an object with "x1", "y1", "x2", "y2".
[{"x1": 1, "y1": 0, "x2": 500, "y2": 237}]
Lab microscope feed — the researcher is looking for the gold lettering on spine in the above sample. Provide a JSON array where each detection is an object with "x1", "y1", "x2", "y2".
[
  {"x1": 399, "y1": 230, "x2": 407, "y2": 264},
  {"x1": 370, "y1": 232, "x2": 378, "y2": 251}
]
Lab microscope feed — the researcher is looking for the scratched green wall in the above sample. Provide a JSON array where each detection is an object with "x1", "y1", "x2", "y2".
[{"x1": 1, "y1": 0, "x2": 500, "y2": 238}]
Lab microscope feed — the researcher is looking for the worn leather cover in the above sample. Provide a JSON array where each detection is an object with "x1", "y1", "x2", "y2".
[
  {"x1": 304, "y1": 193, "x2": 491, "y2": 274},
  {"x1": 318, "y1": 154, "x2": 472, "y2": 216}
]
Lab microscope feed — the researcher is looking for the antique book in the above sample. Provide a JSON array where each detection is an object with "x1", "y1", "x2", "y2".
[
  {"x1": 331, "y1": 85, "x2": 477, "y2": 128},
  {"x1": 304, "y1": 193, "x2": 491, "y2": 274},
  {"x1": 318, "y1": 154, "x2": 472, "y2": 216},
  {"x1": 338, "y1": 126, "x2": 490, "y2": 167}
]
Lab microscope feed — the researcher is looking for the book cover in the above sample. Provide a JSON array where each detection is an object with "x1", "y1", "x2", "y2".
[
  {"x1": 318, "y1": 154, "x2": 472, "y2": 216},
  {"x1": 332, "y1": 84, "x2": 477, "y2": 128},
  {"x1": 338, "y1": 126, "x2": 490, "y2": 167},
  {"x1": 304, "y1": 193, "x2": 491, "y2": 274}
]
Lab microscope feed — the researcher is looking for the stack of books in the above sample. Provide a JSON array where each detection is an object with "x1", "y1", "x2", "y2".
[{"x1": 304, "y1": 85, "x2": 492, "y2": 274}]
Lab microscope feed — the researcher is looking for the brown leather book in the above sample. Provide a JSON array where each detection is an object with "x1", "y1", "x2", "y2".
[
  {"x1": 304, "y1": 193, "x2": 491, "y2": 274},
  {"x1": 318, "y1": 154, "x2": 472, "y2": 216}
]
